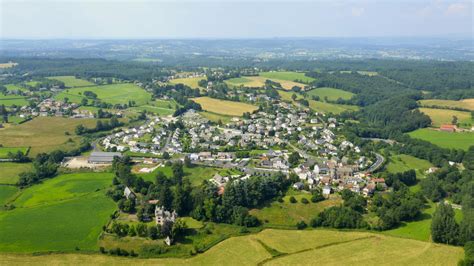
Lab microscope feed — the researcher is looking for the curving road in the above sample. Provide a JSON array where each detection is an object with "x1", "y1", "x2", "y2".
[{"x1": 367, "y1": 152, "x2": 385, "y2": 173}]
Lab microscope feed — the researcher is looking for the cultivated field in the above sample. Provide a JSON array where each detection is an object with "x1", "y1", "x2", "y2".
[
  {"x1": 0, "y1": 62, "x2": 18, "y2": 68},
  {"x1": 4, "y1": 84, "x2": 28, "y2": 92},
  {"x1": 0, "y1": 117, "x2": 98, "y2": 156},
  {"x1": 47, "y1": 76, "x2": 94, "y2": 87},
  {"x1": 419, "y1": 99, "x2": 474, "y2": 111},
  {"x1": 0, "y1": 147, "x2": 29, "y2": 159},
  {"x1": 0, "y1": 229, "x2": 463, "y2": 265},
  {"x1": 55, "y1": 83, "x2": 151, "y2": 105},
  {"x1": 278, "y1": 90, "x2": 358, "y2": 114},
  {"x1": 0, "y1": 172, "x2": 115, "y2": 252},
  {"x1": 0, "y1": 186, "x2": 18, "y2": 206},
  {"x1": 0, "y1": 94, "x2": 29, "y2": 107},
  {"x1": 199, "y1": 111, "x2": 233, "y2": 124},
  {"x1": 225, "y1": 76, "x2": 307, "y2": 90},
  {"x1": 192, "y1": 97, "x2": 258, "y2": 116},
  {"x1": 307, "y1": 87, "x2": 355, "y2": 101},
  {"x1": 259, "y1": 71, "x2": 315, "y2": 83},
  {"x1": 386, "y1": 154, "x2": 432, "y2": 178},
  {"x1": 0, "y1": 163, "x2": 32, "y2": 185},
  {"x1": 409, "y1": 128, "x2": 474, "y2": 150},
  {"x1": 169, "y1": 76, "x2": 206, "y2": 89},
  {"x1": 419, "y1": 107, "x2": 473, "y2": 128}
]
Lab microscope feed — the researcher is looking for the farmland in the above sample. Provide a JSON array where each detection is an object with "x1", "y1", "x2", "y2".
[
  {"x1": 0, "y1": 62, "x2": 18, "y2": 68},
  {"x1": 0, "y1": 186, "x2": 18, "y2": 206},
  {"x1": 259, "y1": 71, "x2": 315, "y2": 83},
  {"x1": 192, "y1": 97, "x2": 258, "y2": 116},
  {"x1": 0, "y1": 163, "x2": 33, "y2": 185},
  {"x1": 225, "y1": 75, "x2": 307, "y2": 90},
  {"x1": 199, "y1": 111, "x2": 233, "y2": 124},
  {"x1": 0, "y1": 117, "x2": 98, "y2": 156},
  {"x1": 55, "y1": 83, "x2": 151, "y2": 105},
  {"x1": 47, "y1": 76, "x2": 94, "y2": 87},
  {"x1": 385, "y1": 154, "x2": 432, "y2": 178},
  {"x1": 0, "y1": 172, "x2": 115, "y2": 252},
  {"x1": 169, "y1": 76, "x2": 206, "y2": 89},
  {"x1": 0, "y1": 94, "x2": 29, "y2": 107},
  {"x1": 307, "y1": 87, "x2": 355, "y2": 101},
  {"x1": 409, "y1": 128, "x2": 474, "y2": 150},
  {"x1": 419, "y1": 107, "x2": 473, "y2": 128},
  {"x1": 419, "y1": 99, "x2": 474, "y2": 111},
  {"x1": 139, "y1": 165, "x2": 220, "y2": 187},
  {"x1": 0, "y1": 229, "x2": 463, "y2": 265},
  {"x1": 278, "y1": 90, "x2": 358, "y2": 114},
  {"x1": 0, "y1": 147, "x2": 29, "y2": 159}
]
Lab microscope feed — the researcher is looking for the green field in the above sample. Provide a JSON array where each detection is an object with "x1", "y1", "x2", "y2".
[
  {"x1": 0, "y1": 147, "x2": 29, "y2": 159},
  {"x1": 409, "y1": 128, "x2": 474, "y2": 150},
  {"x1": 47, "y1": 76, "x2": 94, "y2": 87},
  {"x1": 169, "y1": 76, "x2": 206, "y2": 89},
  {"x1": 0, "y1": 172, "x2": 115, "y2": 252},
  {"x1": 0, "y1": 229, "x2": 462, "y2": 265},
  {"x1": 307, "y1": 87, "x2": 355, "y2": 101},
  {"x1": 0, "y1": 185, "x2": 18, "y2": 206},
  {"x1": 250, "y1": 192, "x2": 341, "y2": 228},
  {"x1": 419, "y1": 99, "x2": 474, "y2": 111},
  {"x1": 55, "y1": 83, "x2": 151, "y2": 105},
  {"x1": 0, "y1": 163, "x2": 32, "y2": 185},
  {"x1": 419, "y1": 107, "x2": 474, "y2": 128},
  {"x1": 192, "y1": 97, "x2": 258, "y2": 116},
  {"x1": 0, "y1": 94, "x2": 29, "y2": 107},
  {"x1": 385, "y1": 154, "x2": 432, "y2": 178},
  {"x1": 259, "y1": 71, "x2": 315, "y2": 83},
  {"x1": 0, "y1": 117, "x2": 98, "y2": 156},
  {"x1": 278, "y1": 90, "x2": 358, "y2": 114},
  {"x1": 199, "y1": 111, "x2": 233, "y2": 124},
  {"x1": 4, "y1": 84, "x2": 28, "y2": 92}
]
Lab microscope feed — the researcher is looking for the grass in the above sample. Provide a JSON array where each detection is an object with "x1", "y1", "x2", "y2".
[
  {"x1": 169, "y1": 77, "x2": 206, "y2": 89},
  {"x1": 55, "y1": 83, "x2": 151, "y2": 105},
  {"x1": 139, "y1": 165, "x2": 219, "y2": 187},
  {"x1": 0, "y1": 172, "x2": 115, "y2": 252},
  {"x1": 0, "y1": 186, "x2": 18, "y2": 206},
  {"x1": 385, "y1": 154, "x2": 432, "y2": 178},
  {"x1": 250, "y1": 192, "x2": 341, "y2": 228},
  {"x1": 129, "y1": 105, "x2": 174, "y2": 116},
  {"x1": 419, "y1": 99, "x2": 474, "y2": 111},
  {"x1": 0, "y1": 94, "x2": 29, "y2": 107},
  {"x1": 419, "y1": 107, "x2": 474, "y2": 128},
  {"x1": 0, "y1": 62, "x2": 18, "y2": 68},
  {"x1": 0, "y1": 163, "x2": 32, "y2": 185},
  {"x1": 192, "y1": 97, "x2": 258, "y2": 116},
  {"x1": 199, "y1": 111, "x2": 233, "y2": 124},
  {"x1": 225, "y1": 75, "x2": 307, "y2": 90},
  {"x1": 278, "y1": 90, "x2": 358, "y2": 114},
  {"x1": 0, "y1": 229, "x2": 463, "y2": 264},
  {"x1": 0, "y1": 147, "x2": 29, "y2": 159},
  {"x1": 47, "y1": 76, "x2": 94, "y2": 87},
  {"x1": 259, "y1": 71, "x2": 315, "y2": 83},
  {"x1": 409, "y1": 128, "x2": 474, "y2": 151},
  {"x1": 0, "y1": 117, "x2": 98, "y2": 156},
  {"x1": 5, "y1": 84, "x2": 28, "y2": 92},
  {"x1": 307, "y1": 87, "x2": 355, "y2": 101}
]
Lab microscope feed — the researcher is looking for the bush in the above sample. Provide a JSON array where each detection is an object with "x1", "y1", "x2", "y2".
[
  {"x1": 311, "y1": 193, "x2": 325, "y2": 203},
  {"x1": 296, "y1": 221, "x2": 307, "y2": 230},
  {"x1": 301, "y1": 198, "x2": 309, "y2": 204},
  {"x1": 289, "y1": 196, "x2": 297, "y2": 203}
]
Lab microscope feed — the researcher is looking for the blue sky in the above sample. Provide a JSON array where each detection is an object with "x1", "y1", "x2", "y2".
[{"x1": 0, "y1": 0, "x2": 472, "y2": 39}]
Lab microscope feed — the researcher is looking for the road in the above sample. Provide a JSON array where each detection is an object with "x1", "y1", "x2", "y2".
[{"x1": 367, "y1": 152, "x2": 385, "y2": 173}]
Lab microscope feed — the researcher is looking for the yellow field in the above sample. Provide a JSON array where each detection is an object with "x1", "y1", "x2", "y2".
[
  {"x1": 0, "y1": 62, "x2": 18, "y2": 68},
  {"x1": 419, "y1": 107, "x2": 474, "y2": 127},
  {"x1": 0, "y1": 229, "x2": 463, "y2": 265},
  {"x1": 0, "y1": 117, "x2": 98, "y2": 156},
  {"x1": 192, "y1": 97, "x2": 258, "y2": 116},
  {"x1": 419, "y1": 99, "x2": 474, "y2": 111},
  {"x1": 225, "y1": 76, "x2": 306, "y2": 90},
  {"x1": 169, "y1": 77, "x2": 206, "y2": 89}
]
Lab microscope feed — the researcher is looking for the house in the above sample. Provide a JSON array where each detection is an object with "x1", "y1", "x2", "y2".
[
  {"x1": 322, "y1": 185, "x2": 332, "y2": 197},
  {"x1": 124, "y1": 186, "x2": 136, "y2": 200},
  {"x1": 88, "y1": 151, "x2": 122, "y2": 164},
  {"x1": 155, "y1": 206, "x2": 178, "y2": 225},
  {"x1": 293, "y1": 182, "x2": 304, "y2": 190},
  {"x1": 164, "y1": 236, "x2": 173, "y2": 246},
  {"x1": 440, "y1": 124, "x2": 457, "y2": 132}
]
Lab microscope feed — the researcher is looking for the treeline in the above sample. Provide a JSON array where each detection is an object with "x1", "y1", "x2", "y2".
[
  {"x1": 75, "y1": 117, "x2": 123, "y2": 135},
  {"x1": 151, "y1": 83, "x2": 202, "y2": 116}
]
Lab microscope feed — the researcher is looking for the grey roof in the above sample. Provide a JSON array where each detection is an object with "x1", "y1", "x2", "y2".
[{"x1": 88, "y1": 152, "x2": 122, "y2": 163}]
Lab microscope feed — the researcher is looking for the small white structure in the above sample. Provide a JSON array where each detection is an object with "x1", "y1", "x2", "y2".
[{"x1": 155, "y1": 206, "x2": 178, "y2": 225}]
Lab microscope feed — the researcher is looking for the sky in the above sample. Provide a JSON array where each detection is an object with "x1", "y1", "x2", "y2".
[{"x1": 0, "y1": 0, "x2": 472, "y2": 39}]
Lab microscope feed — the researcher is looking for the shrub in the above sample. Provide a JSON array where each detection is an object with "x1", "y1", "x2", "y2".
[
  {"x1": 296, "y1": 221, "x2": 307, "y2": 230},
  {"x1": 289, "y1": 196, "x2": 297, "y2": 203},
  {"x1": 301, "y1": 198, "x2": 309, "y2": 204}
]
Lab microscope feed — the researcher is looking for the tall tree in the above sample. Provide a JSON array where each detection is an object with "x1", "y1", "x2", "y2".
[{"x1": 431, "y1": 203, "x2": 460, "y2": 245}]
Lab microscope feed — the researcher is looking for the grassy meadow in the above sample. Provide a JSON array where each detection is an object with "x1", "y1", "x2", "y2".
[
  {"x1": 278, "y1": 90, "x2": 358, "y2": 114},
  {"x1": 409, "y1": 128, "x2": 474, "y2": 150},
  {"x1": 225, "y1": 75, "x2": 306, "y2": 90},
  {"x1": 0, "y1": 117, "x2": 98, "y2": 156},
  {"x1": 169, "y1": 76, "x2": 206, "y2": 89},
  {"x1": 307, "y1": 87, "x2": 355, "y2": 101},
  {"x1": 0, "y1": 185, "x2": 18, "y2": 206},
  {"x1": 0, "y1": 62, "x2": 18, "y2": 68},
  {"x1": 192, "y1": 97, "x2": 258, "y2": 116},
  {"x1": 47, "y1": 76, "x2": 94, "y2": 87},
  {"x1": 199, "y1": 111, "x2": 233, "y2": 124},
  {"x1": 259, "y1": 71, "x2": 315, "y2": 83},
  {"x1": 385, "y1": 154, "x2": 432, "y2": 178},
  {"x1": 0, "y1": 163, "x2": 32, "y2": 185},
  {"x1": 0, "y1": 94, "x2": 29, "y2": 107},
  {"x1": 0, "y1": 147, "x2": 29, "y2": 159},
  {"x1": 419, "y1": 99, "x2": 474, "y2": 111},
  {"x1": 55, "y1": 83, "x2": 151, "y2": 105},
  {"x1": 138, "y1": 165, "x2": 219, "y2": 187},
  {"x1": 419, "y1": 107, "x2": 473, "y2": 128},
  {"x1": 0, "y1": 172, "x2": 115, "y2": 252}
]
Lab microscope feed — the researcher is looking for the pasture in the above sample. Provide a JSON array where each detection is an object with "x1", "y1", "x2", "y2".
[
  {"x1": 0, "y1": 185, "x2": 18, "y2": 206},
  {"x1": 0, "y1": 229, "x2": 463, "y2": 265},
  {"x1": 0, "y1": 163, "x2": 33, "y2": 185},
  {"x1": 192, "y1": 97, "x2": 258, "y2": 116},
  {"x1": 278, "y1": 90, "x2": 358, "y2": 114},
  {"x1": 0, "y1": 94, "x2": 29, "y2": 107},
  {"x1": 0, "y1": 62, "x2": 18, "y2": 68},
  {"x1": 0, "y1": 117, "x2": 98, "y2": 156},
  {"x1": 385, "y1": 154, "x2": 432, "y2": 178},
  {"x1": 47, "y1": 76, "x2": 94, "y2": 87},
  {"x1": 419, "y1": 107, "x2": 473, "y2": 128},
  {"x1": 225, "y1": 75, "x2": 307, "y2": 90},
  {"x1": 409, "y1": 128, "x2": 474, "y2": 150},
  {"x1": 0, "y1": 172, "x2": 115, "y2": 252},
  {"x1": 419, "y1": 99, "x2": 474, "y2": 111},
  {"x1": 55, "y1": 83, "x2": 151, "y2": 105},
  {"x1": 0, "y1": 147, "x2": 29, "y2": 159},
  {"x1": 259, "y1": 71, "x2": 315, "y2": 83},
  {"x1": 169, "y1": 76, "x2": 206, "y2": 89},
  {"x1": 5, "y1": 84, "x2": 28, "y2": 92},
  {"x1": 129, "y1": 105, "x2": 174, "y2": 116},
  {"x1": 139, "y1": 165, "x2": 219, "y2": 187},
  {"x1": 199, "y1": 111, "x2": 233, "y2": 124},
  {"x1": 307, "y1": 87, "x2": 355, "y2": 101}
]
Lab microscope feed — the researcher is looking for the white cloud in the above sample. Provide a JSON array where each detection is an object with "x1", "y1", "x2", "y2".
[
  {"x1": 445, "y1": 2, "x2": 469, "y2": 16},
  {"x1": 351, "y1": 7, "x2": 365, "y2": 17}
]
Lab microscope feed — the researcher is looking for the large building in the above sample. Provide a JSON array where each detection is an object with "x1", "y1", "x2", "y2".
[{"x1": 88, "y1": 151, "x2": 122, "y2": 164}]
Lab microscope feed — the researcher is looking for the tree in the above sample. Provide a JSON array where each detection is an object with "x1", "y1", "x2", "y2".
[
  {"x1": 171, "y1": 218, "x2": 188, "y2": 239},
  {"x1": 288, "y1": 152, "x2": 301, "y2": 167},
  {"x1": 431, "y1": 203, "x2": 460, "y2": 245},
  {"x1": 148, "y1": 225, "x2": 159, "y2": 240},
  {"x1": 162, "y1": 151, "x2": 170, "y2": 160},
  {"x1": 184, "y1": 156, "x2": 192, "y2": 168},
  {"x1": 289, "y1": 196, "x2": 297, "y2": 203},
  {"x1": 159, "y1": 185, "x2": 173, "y2": 210},
  {"x1": 452, "y1": 116, "x2": 458, "y2": 125}
]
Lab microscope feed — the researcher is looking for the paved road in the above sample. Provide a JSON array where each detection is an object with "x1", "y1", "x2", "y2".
[{"x1": 367, "y1": 152, "x2": 385, "y2": 173}]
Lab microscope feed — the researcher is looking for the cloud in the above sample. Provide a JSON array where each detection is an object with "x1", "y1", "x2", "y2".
[
  {"x1": 351, "y1": 7, "x2": 365, "y2": 17},
  {"x1": 445, "y1": 2, "x2": 469, "y2": 16}
]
